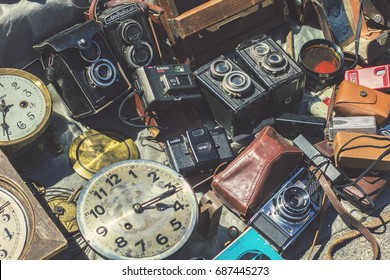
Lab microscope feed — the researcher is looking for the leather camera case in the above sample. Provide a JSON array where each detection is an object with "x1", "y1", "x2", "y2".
[
  {"x1": 211, "y1": 126, "x2": 303, "y2": 220},
  {"x1": 334, "y1": 80, "x2": 390, "y2": 126}
]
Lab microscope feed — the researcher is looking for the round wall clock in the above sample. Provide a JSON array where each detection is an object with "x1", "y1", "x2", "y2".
[
  {"x1": 77, "y1": 160, "x2": 199, "y2": 260},
  {"x1": 0, "y1": 175, "x2": 35, "y2": 260},
  {"x1": 0, "y1": 68, "x2": 52, "y2": 152}
]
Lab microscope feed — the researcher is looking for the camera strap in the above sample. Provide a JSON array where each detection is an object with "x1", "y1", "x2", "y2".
[{"x1": 310, "y1": 165, "x2": 379, "y2": 260}]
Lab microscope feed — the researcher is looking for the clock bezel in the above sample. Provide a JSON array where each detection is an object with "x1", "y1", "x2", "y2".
[
  {"x1": 76, "y1": 159, "x2": 199, "y2": 260},
  {"x1": 0, "y1": 68, "x2": 53, "y2": 151}
]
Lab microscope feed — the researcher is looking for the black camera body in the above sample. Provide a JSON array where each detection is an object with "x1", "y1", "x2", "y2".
[
  {"x1": 249, "y1": 167, "x2": 321, "y2": 253},
  {"x1": 194, "y1": 55, "x2": 269, "y2": 137},
  {"x1": 98, "y1": 3, "x2": 159, "y2": 76},
  {"x1": 34, "y1": 20, "x2": 130, "y2": 119},
  {"x1": 235, "y1": 35, "x2": 305, "y2": 114},
  {"x1": 165, "y1": 126, "x2": 235, "y2": 175},
  {"x1": 132, "y1": 64, "x2": 202, "y2": 112}
]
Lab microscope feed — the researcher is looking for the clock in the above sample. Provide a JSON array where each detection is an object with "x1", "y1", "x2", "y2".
[
  {"x1": 76, "y1": 160, "x2": 199, "y2": 260},
  {"x1": 0, "y1": 176, "x2": 35, "y2": 260},
  {"x1": 0, "y1": 68, "x2": 52, "y2": 152}
]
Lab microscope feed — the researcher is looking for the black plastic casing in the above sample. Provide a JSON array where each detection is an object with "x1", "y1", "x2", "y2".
[{"x1": 235, "y1": 35, "x2": 306, "y2": 114}]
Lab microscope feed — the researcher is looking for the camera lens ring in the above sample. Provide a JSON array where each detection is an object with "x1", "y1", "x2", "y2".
[
  {"x1": 210, "y1": 59, "x2": 233, "y2": 80},
  {"x1": 87, "y1": 58, "x2": 117, "y2": 88},
  {"x1": 260, "y1": 51, "x2": 289, "y2": 75},
  {"x1": 123, "y1": 41, "x2": 153, "y2": 68},
  {"x1": 119, "y1": 20, "x2": 143, "y2": 44},
  {"x1": 222, "y1": 70, "x2": 252, "y2": 98},
  {"x1": 276, "y1": 186, "x2": 311, "y2": 223},
  {"x1": 79, "y1": 41, "x2": 101, "y2": 63},
  {"x1": 250, "y1": 42, "x2": 270, "y2": 58}
]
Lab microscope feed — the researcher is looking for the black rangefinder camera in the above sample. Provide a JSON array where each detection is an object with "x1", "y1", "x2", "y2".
[
  {"x1": 194, "y1": 55, "x2": 269, "y2": 137},
  {"x1": 132, "y1": 64, "x2": 202, "y2": 112},
  {"x1": 235, "y1": 35, "x2": 305, "y2": 114},
  {"x1": 34, "y1": 20, "x2": 130, "y2": 119},
  {"x1": 98, "y1": 3, "x2": 159, "y2": 76},
  {"x1": 249, "y1": 167, "x2": 321, "y2": 253},
  {"x1": 165, "y1": 126, "x2": 235, "y2": 175}
]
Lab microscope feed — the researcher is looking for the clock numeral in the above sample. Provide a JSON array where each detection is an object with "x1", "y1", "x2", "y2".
[
  {"x1": 89, "y1": 205, "x2": 105, "y2": 218},
  {"x1": 135, "y1": 239, "x2": 146, "y2": 252},
  {"x1": 156, "y1": 234, "x2": 169, "y2": 245},
  {"x1": 1, "y1": 213, "x2": 10, "y2": 223},
  {"x1": 27, "y1": 112, "x2": 35, "y2": 120},
  {"x1": 115, "y1": 236, "x2": 128, "y2": 248},
  {"x1": 0, "y1": 249, "x2": 8, "y2": 259},
  {"x1": 0, "y1": 83, "x2": 3, "y2": 87},
  {"x1": 173, "y1": 200, "x2": 185, "y2": 211},
  {"x1": 164, "y1": 182, "x2": 175, "y2": 189},
  {"x1": 96, "y1": 226, "x2": 108, "y2": 237},
  {"x1": 106, "y1": 174, "x2": 121, "y2": 187},
  {"x1": 147, "y1": 171, "x2": 160, "y2": 183},
  {"x1": 11, "y1": 82, "x2": 20, "y2": 90},
  {"x1": 128, "y1": 170, "x2": 137, "y2": 179},
  {"x1": 23, "y1": 89, "x2": 32, "y2": 97},
  {"x1": 3, "y1": 228, "x2": 14, "y2": 241},
  {"x1": 93, "y1": 187, "x2": 108, "y2": 200},
  {"x1": 29, "y1": 102, "x2": 36, "y2": 109},
  {"x1": 170, "y1": 218, "x2": 182, "y2": 231},
  {"x1": 17, "y1": 121, "x2": 26, "y2": 130}
]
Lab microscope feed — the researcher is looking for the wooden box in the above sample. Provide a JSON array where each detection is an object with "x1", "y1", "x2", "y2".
[{"x1": 155, "y1": 0, "x2": 286, "y2": 66}]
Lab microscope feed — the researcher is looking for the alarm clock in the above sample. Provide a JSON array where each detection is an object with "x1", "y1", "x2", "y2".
[
  {"x1": 76, "y1": 160, "x2": 199, "y2": 260},
  {"x1": 0, "y1": 68, "x2": 52, "y2": 153}
]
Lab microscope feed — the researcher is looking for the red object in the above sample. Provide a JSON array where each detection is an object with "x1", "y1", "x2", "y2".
[
  {"x1": 314, "y1": 61, "x2": 338, "y2": 73},
  {"x1": 344, "y1": 64, "x2": 390, "y2": 92}
]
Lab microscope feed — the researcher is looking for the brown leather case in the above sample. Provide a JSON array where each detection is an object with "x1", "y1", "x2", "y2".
[
  {"x1": 333, "y1": 131, "x2": 390, "y2": 171},
  {"x1": 211, "y1": 126, "x2": 303, "y2": 220},
  {"x1": 334, "y1": 80, "x2": 390, "y2": 126}
]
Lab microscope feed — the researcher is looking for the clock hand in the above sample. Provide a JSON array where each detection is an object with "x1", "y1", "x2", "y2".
[
  {"x1": 133, "y1": 186, "x2": 182, "y2": 213},
  {"x1": 0, "y1": 201, "x2": 10, "y2": 214},
  {"x1": 143, "y1": 202, "x2": 174, "y2": 211},
  {"x1": 0, "y1": 99, "x2": 13, "y2": 140}
]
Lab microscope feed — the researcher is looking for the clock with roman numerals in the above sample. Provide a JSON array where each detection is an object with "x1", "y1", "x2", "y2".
[{"x1": 76, "y1": 159, "x2": 199, "y2": 259}]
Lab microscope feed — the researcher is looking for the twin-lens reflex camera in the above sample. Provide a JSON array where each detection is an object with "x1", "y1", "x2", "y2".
[
  {"x1": 194, "y1": 55, "x2": 269, "y2": 137},
  {"x1": 98, "y1": 2, "x2": 159, "y2": 77},
  {"x1": 34, "y1": 20, "x2": 130, "y2": 119},
  {"x1": 249, "y1": 167, "x2": 321, "y2": 252},
  {"x1": 235, "y1": 35, "x2": 305, "y2": 114},
  {"x1": 165, "y1": 126, "x2": 235, "y2": 175}
]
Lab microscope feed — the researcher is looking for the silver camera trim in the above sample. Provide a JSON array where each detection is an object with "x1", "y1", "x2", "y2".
[
  {"x1": 87, "y1": 58, "x2": 117, "y2": 88},
  {"x1": 261, "y1": 51, "x2": 289, "y2": 75},
  {"x1": 119, "y1": 20, "x2": 143, "y2": 44},
  {"x1": 79, "y1": 41, "x2": 102, "y2": 63},
  {"x1": 123, "y1": 41, "x2": 153, "y2": 68},
  {"x1": 209, "y1": 59, "x2": 233, "y2": 80},
  {"x1": 222, "y1": 71, "x2": 252, "y2": 98},
  {"x1": 250, "y1": 42, "x2": 270, "y2": 58}
]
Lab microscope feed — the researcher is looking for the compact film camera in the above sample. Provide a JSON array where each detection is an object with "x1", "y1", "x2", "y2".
[
  {"x1": 165, "y1": 126, "x2": 235, "y2": 175},
  {"x1": 98, "y1": 3, "x2": 159, "y2": 76},
  {"x1": 249, "y1": 167, "x2": 321, "y2": 252},
  {"x1": 344, "y1": 64, "x2": 390, "y2": 93},
  {"x1": 235, "y1": 35, "x2": 305, "y2": 114},
  {"x1": 34, "y1": 20, "x2": 130, "y2": 119},
  {"x1": 194, "y1": 55, "x2": 269, "y2": 137},
  {"x1": 132, "y1": 64, "x2": 202, "y2": 112}
]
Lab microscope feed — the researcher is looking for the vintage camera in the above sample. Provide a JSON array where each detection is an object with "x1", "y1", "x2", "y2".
[
  {"x1": 194, "y1": 55, "x2": 269, "y2": 137},
  {"x1": 98, "y1": 3, "x2": 159, "y2": 76},
  {"x1": 34, "y1": 20, "x2": 130, "y2": 119},
  {"x1": 344, "y1": 64, "x2": 390, "y2": 93},
  {"x1": 132, "y1": 64, "x2": 202, "y2": 112},
  {"x1": 249, "y1": 167, "x2": 321, "y2": 253},
  {"x1": 235, "y1": 35, "x2": 305, "y2": 114},
  {"x1": 165, "y1": 126, "x2": 235, "y2": 175}
]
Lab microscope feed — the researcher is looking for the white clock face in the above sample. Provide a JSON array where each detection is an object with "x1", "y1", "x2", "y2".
[
  {"x1": 0, "y1": 188, "x2": 29, "y2": 260},
  {"x1": 77, "y1": 160, "x2": 198, "y2": 260},
  {"x1": 0, "y1": 69, "x2": 51, "y2": 148}
]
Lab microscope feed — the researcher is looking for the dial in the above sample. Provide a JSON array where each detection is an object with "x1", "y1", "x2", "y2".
[
  {"x1": 0, "y1": 188, "x2": 29, "y2": 260},
  {"x1": 77, "y1": 160, "x2": 199, "y2": 260},
  {"x1": 0, "y1": 68, "x2": 52, "y2": 151}
]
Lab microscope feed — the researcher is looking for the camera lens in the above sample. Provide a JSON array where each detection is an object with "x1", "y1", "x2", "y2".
[
  {"x1": 210, "y1": 59, "x2": 232, "y2": 80},
  {"x1": 261, "y1": 51, "x2": 288, "y2": 75},
  {"x1": 124, "y1": 41, "x2": 153, "y2": 68},
  {"x1": 87, "y1": 58, "x2": 117, "y2": 88},
  {"x1": 80, "y1": 41, "x2": 101, "y2": 62},
  {"x1": 298, "y1": 39, "x2": 345, "y2": 91},
  {"x1": 276, "y1": 186, "x2": 310, "y2": 222},
  {"x1": 119, "y1": 21, "x2": 143, "y2": 43},
  {"x1": 222, "y1": 71, "x2": 252, "y2": 98},
  {"x1": 250, "y1": 42, "x2": 270, "y2": 58}
]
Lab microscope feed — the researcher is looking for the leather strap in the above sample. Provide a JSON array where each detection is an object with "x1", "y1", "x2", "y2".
[
  {"x1": 311, "y1": 0, "x2": 335, "y2": 42},
  {"x1": 310, "y1": 166, "x2": 379, "y2": 260}
]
